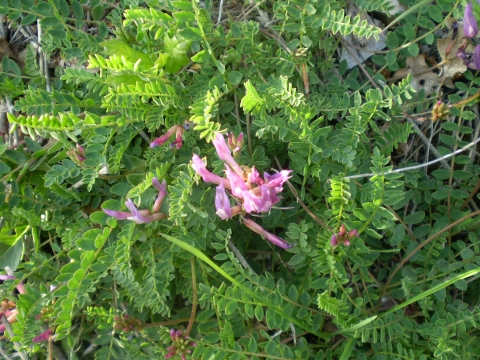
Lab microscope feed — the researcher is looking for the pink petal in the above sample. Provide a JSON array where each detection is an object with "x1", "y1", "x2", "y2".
[
  {"x1": 192, "y1": 155, "x2": 230, "y2": 187},
  {"x1": 215, "y1": 183, "x2": 232, "y2": 220},
  {"x1": 212, "y1": 133, "x2": 244, "y2": 177}
]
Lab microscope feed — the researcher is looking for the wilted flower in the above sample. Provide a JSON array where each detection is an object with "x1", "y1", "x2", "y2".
[
  {"x1": 331, "y1": 224, "x2": 359, "y2": 247},
  {"x1": 243, "y1": 218, "x2": 295, "y2": 249},
  {"x1": 165, "y1": 329, "x2": 197, "y2": 360},
  {"x1": 32, "y1": 329, "x2": 52, "y2": 343},
  {"x1": 464, "y1": 3, "x2": 478, "y2": 39}
]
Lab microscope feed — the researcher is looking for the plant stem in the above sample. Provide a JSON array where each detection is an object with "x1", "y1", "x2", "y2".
[
  {"x1": 1, "y1": 315, "x2": 28, "y2": 360},
  {"x1": 186, "y1": 258, "x2": 197, "y2": 337}
]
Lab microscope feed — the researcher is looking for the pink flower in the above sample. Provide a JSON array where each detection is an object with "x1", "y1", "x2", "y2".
[
  {"x1": 215, "y1": 183, "x2": 232, "y2": 220},
  {"x1": 191, "y1": 154, "x2": 230, "y2": 187},
  {"x1": 247, "y1": 167, "x2": 264, "y2": 185},
  {"x1": 151, "y1": 125, "x2": 179, "y2": 148},
  {"x1": 243, "y1": 218, "x2": 295, "y2": 249},
  {"x1": 33, "y1": 329, "x2": 52, "y2": 343},
  {"x1": 212, "y1": 133, "x2": 244, "y2": 177},
  {"x1": 264, "y1": 170, "x2": 292, "y2": 189},
  {"x1": 125, "y1": 199, "x2": 155, "y2": 224},
  {"x1": 224, "y1": 164, "x2": 248, "y2": 198}
]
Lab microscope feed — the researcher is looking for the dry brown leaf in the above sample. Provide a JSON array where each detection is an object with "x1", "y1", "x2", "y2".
[
  {"x1": 437, "y1": 25, "x2": 475, "y2": 84},
  {"x1": 393, "y1": 56, "x2": 442, "y2": 96}
]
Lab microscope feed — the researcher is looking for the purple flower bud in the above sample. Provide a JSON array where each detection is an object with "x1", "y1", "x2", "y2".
[
  {"x1": 169, "y1": 329, "x2": 176, "y2": 340},
  {"x1": 212, "y1": 133, "x2": 244, "y2": 177},
  {"x1": 464, "y1": 3, "x2": 478, "y2": 39},
  {"x1": 33, "y1": 329, "x2": 52, "y2": 343},
  {"x1": 76, "y1": 144, "x2": 85, "y2": 156},
  {"x1": 237, "y1": 132, "x2": 244, "y2": 147},
  {"x1": 344, "y1": 240, "x2": 351, "y2": 246},
  {"x1": 215, "y1": 183, "x2": 232, "y2": 220},
  {"x1": 243, "y1": 218, "x2": 295, "y2": 249},
  {"x1": 192, "y1": 155, "x2": 231, "y2": 187}
]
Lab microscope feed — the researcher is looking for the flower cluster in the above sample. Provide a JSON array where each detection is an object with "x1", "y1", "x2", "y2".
[
  {"x1": 67, "y1": 144, "x2": 86, "y2": 164},
  {"x1": 165, "y1": 329, "x2": 197, "y2": 360},
  {"x1": 431, "y1": 100, "x2": 450, "y2": 122},
  {"x1": 331, "y1": 224, "x2": 359, "y2": 247},
  {"x1": 113, "y1": 314, "x2": 145, "y2": 333},
  {"x1": 191, "y1": 132, "x2": 295, "y2": 249},
  {"x1": 103, "y1": 178, "x2": 167, "y2": 224},
  {"x1": 151, "y1": 124, "x2": 185, "y2": 149}
]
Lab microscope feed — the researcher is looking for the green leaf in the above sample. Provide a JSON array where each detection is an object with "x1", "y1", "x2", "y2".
[
  {"x1": 173, "y1": 11, "x2": 195, "y2": 22},
  {"x1": 21, "y1": 13, "x2": 36, "y2": 25},
  {"x1": 403, "y1": 211, "x2": 425, "y2": 224},
  {"x1": 284, "y1": 23, "x2": 301, "y2": 32},
  {"x1": 40, "y1": 16, "x2": 58, "y2": 27},
  {"x1": 0, "y1": 226, "x2": 29, "y2": 271},
  {"x1": 34, "y1": 2, "x2": 52, "y2": 15},
  {"x1": 90, "y1": 211, "x2": 109, "y2": 225},
  {"x1": 428, "y1": 6, "x2": 443, "y2": 22},
  {"x1": 225, "y1": 301, "x2": 238, "y2": 315},
  {"x1": 403, "y1": 23, "x2": 416, "y2": 41},
  {"x1": 110, "y1": 183, "x2": 132, "y2": 196},
  {"x1": 163, "y1": 34, "x2": 192, "y2": 73},
  {"x1": 178, "y1": 27, "x2": 202, "y2": 41},
  {"x1": 100, "y1": 39, "x2": 153, "y2": 69},
  {"x1": 72, "y1": 0, "x2": 84, "y2": 18},
  {"x1": 192, "y1": 50, "x2": 208, "y2": 62},
  {"x1": 248, "y1": 336, "x2": 257, "y2": 352},
  {"x1": 0, "y1": 162, "x2": 10, "y2": 175},
  {"x1": 407, "y1": 43, "x2": 419, "y2": 57},
  {"x1": 92, "y1": 5, "x2": 104, "y2": 20},
  {"x1": 255, "y1": 305, "x2": 264, "y2": 321},
  {"x1": 227, "y1": 71, "x2": 243, "y2": 85}
]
